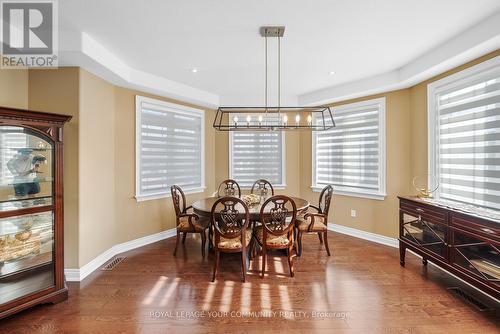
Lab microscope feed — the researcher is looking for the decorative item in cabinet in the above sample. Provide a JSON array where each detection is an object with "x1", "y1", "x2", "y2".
[{"x1": 0, "y1": 107, "x2": 71, "y2": 320}]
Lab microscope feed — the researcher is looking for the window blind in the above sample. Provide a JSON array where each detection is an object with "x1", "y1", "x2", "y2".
[
  {"x1": 230, "y1": 130, "x2": 284, "y2": 187},
  {"x1": 136, "y1": 96, "x2": 204, "y2": 200},
  {"x1": 313, "y1": 98, "x2": 385, "y2": 198},
  {"x1": 434, "y1": 68, "x2": 500, "y2": 211}
]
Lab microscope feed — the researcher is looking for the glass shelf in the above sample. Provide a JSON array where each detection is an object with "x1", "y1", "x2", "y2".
[
  {"x1": 0, "y1": 197, "x2": 52, "y2": 212},
  {"x1": 402, "y1": 212, "x2": 446, "y2": 258},
  {"x1": 452, "y1": 231, "x2": 500, "y2": 282}
]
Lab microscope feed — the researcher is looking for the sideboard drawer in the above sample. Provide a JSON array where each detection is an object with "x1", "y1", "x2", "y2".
[
  {"x1": 451, "y1": 215, "x2": 500, "y2": 242},
  {"x1": 400, "y1": 201, "x2": 447, "y2": 225}
]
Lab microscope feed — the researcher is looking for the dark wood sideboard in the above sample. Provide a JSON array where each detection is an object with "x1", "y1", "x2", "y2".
[{"x1": 398, "y1": 196, "x2": 499, "y2": 300}]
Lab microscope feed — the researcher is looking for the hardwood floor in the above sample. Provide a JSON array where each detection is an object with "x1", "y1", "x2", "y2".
[{"x1": 1, "y1": 232, "x2": 498, "y2": 333}]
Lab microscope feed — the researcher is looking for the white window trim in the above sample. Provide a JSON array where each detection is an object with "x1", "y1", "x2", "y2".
[
  {"x1": 135, "y1": 95, "x2": 206, "y2": 202},
  {"x1": 229, "y1": 131, "x2": 286, "y2": 189},
  {"x1": 311, "y1": 97, "x2": 386, "y2": 201},
  {"x1": 427, "y1": 55, "x2": 500, "y2": 195}
]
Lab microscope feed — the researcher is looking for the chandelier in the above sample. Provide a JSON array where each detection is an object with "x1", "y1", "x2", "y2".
[{"x1": 213, "y1": 26, "x2": 335, "y2": 131}]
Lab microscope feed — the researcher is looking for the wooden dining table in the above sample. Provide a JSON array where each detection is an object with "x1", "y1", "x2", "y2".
[{"x1": 192, "y1": 196, "x2": 309, "y2": 221}]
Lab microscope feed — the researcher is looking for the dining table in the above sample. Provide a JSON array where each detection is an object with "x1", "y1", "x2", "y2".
[{"x1": 192, "y1": 196, "x2": 310, "y2": 221}]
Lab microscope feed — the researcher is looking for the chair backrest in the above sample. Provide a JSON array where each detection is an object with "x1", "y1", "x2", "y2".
[
  {"x1": 259, "y1": 195, "x2": 296, "y2": 237},
  {"x1": 217, "y1": 179, "x2": 241, "y2": 198},
  {"x1": 251, "y1": 179, "x2": 275, "y2": 197},
  {"x1": 210, "y1": 196, "x2": 250, "y2": 241},
  {"x1": 318, "y1": 185, "x2": 333, "y2": 216},
  {"x1": 171, "y1": 185, "x2": 186, "y2": 217}
]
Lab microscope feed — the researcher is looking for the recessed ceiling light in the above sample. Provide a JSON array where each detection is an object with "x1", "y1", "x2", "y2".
[
  {"x1": 329, "y1": 71, "x2": 336, "y2": 75},
  {"x1": 191, "y1": 68, "x2": 198, "y2": 73}
]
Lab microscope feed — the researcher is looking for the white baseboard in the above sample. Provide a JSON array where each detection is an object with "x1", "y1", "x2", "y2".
[
  {"x1": 327, "y1": 223, "x2": 399, "y2": 248},
  {"x1": 64, "y1": 228, "x2": 176, "y2": 282}
]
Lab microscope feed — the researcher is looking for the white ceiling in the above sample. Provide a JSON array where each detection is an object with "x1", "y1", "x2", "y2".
[{"x1": 59, "y1": 0, "x2": 500, "y2": 106}]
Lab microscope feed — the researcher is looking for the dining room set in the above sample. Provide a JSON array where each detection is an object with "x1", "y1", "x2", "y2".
[{"x1": 170, "y1": 179, "x2": 333, "y2": 282}]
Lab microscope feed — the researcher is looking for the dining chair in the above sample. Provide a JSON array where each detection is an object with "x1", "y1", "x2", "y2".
[
  {"x1": 171, "y1": 185, "x2": 209, "y2": 257},
  {"x1": 250, "y1": 179, "x2": 274, "y2": 198},
  {"x1": 253, "y1": 195, "x2": 297, "y2": 277},
  {"x1": 210, "y1": 197, "x2": 251, "y2": 282},
  {"x1": 217, "y1": 179, "x2": 241, "y2": 198},
  {"x1": 296, "y1": 185, "x2": 333, "y2": 256}
]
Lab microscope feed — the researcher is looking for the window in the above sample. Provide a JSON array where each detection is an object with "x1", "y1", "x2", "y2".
[
  {"x1": 428, "y1": 56, "x2": 500, "y2": 211},
  {"x1": 312, "y1": 98, "x2": 386, "y2": 200},
  {"x1": 135, "y1": 96, "x2": 205, "y2": 201},
  {"x1": 229, "y1": 129, "x2": 285, "y2": 188}
]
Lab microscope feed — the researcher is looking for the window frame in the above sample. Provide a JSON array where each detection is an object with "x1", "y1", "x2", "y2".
[
  {"x1": 427, "y1": 55, "x2": 500, "y2": 203},
  {"x1": 311, "y1": 97, "x2": 386, "y2": 200},
  {"x1": 135, "y1": 95, "x2": 205, "y2": 202},
  {"x1": 229, "y1": 131, "x2": 286, "y2": 189}
]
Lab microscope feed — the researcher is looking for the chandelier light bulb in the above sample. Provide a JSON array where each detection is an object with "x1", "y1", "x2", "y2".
[
  {"x1": 283, "y1": 115, "x2": 288, "y2": 124},
  {"x1": 233, "y1": 116, "x2": 238, "y2": 125},
  {"x1": 295, "y1": 114, "x2": 300, "y2": 124},
  {"x1": 258, "y1": 115, "x2": 263, "y2": 124},
  {"x1": 246, "y1": 115, "x2": 251, "y2": 124},
  {"x1": 307, "y1": 114, "x2": 312, "y2": 125}
]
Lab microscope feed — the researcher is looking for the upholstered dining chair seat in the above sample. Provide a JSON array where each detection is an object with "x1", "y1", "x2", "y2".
[
  {"x1": 177, "y1": 216, "x2": 208, "y2": 232},
  {"x1": 254, "y1": 226, "x2": 290, "y2": 246},
  {"x1": 296, "y1": 217, "x2": 327, "y2": 231},
  {"x1": 216, "y1": 229, "x2": 253, "y2": 250}
]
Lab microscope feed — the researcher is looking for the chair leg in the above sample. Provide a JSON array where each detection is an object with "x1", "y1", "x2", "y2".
[
  {"x1": 287, "y1": 246, "x2": 294, "y2": 277},
  {"x1": 324, "y1": 231, "x2": 331, "y2": 256},
  {"x1": 241, "y1": 248, "x2": 247, "y2": 282},
  {"x1": 261, "y1": 246, "x2": 267, "y2": 278},
  {"x1": 173, "y1": 231, "x2": 181, "y2": 256},
  {"x1": 182, "y1": 232, "x2": 187, "y2": 244},
  {"x1": 318, "y1": 232, "x2": 323, "y2": 244},
  {"x1": 212, "y1": 250, "x2": 220, "y2": 282},
  {"x1": 201, "y1": 231, "x2": 206, "y2": 258},
  {"x1": 297, "y1": 231, "x2": 303, "y2": 257}
]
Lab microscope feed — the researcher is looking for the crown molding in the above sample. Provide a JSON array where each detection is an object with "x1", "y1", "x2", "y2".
[
  {"x1": 59, "y1": 32, "x2": 219, "y2": 109},
  {"x1": 299, "y1": 10, "x2": 500, "y2": 105}
]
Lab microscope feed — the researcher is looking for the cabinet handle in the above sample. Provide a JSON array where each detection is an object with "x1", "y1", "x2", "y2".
[
  {"x1": 480, "y1": 228, "x2": 494, "y2": 234},
  {"x1": 416, "y1": 208, "x2": 424, "y2": 213}
]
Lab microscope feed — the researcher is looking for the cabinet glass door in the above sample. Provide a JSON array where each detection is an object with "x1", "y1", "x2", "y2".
[
  {"x1": 0, "y1": 126, "x2": 54, "y2": 305},
  {"x1": 452, "y1": 230, "x2": 499, "y2": 286},
  {"x1": 402, "y1": 212, "x2": 447, "y2": 258}
]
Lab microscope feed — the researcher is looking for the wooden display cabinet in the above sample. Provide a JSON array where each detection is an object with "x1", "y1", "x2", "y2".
[
  {"x1": 0, "y1": 107, "x2": 71, "y2": 319},
  {"x1": 399, "y1": 196, "x2": 499, "y2": 300}
]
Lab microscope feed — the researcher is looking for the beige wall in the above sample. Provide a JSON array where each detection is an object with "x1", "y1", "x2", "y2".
[
  {"x1": 28, "y1": 68, "x2": 80, "y2": 268},
  {"x1": 0, "y1": 69, "x2": 28, "y2": 109}
]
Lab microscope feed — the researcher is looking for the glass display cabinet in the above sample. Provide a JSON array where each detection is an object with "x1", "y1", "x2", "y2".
[
  {"x1": 0, "y1": 107, "x2": 71, "y2": 319},
  {"x1": 399, "y1": 196, "x2": 500, "y2": 300}
]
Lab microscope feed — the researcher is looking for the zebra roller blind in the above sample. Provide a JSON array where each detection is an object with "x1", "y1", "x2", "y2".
[
  {"x1": 230, "y1": 127, "x2": 284, "y2": 188},
  {"x1": 430, "y1": 57, "x2": 500, "y2": 211},
  {"x1": 313, "y1": 98, "x2": 386, "y2": 199},
  {"x1": 136, "y1": 96, "x2": 204, "y2": 200}
]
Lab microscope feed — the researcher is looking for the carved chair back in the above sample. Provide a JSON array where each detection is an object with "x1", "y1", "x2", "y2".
[
  {"x1": 217, "y1": 179, "x2": 241, "y2": 198},
  {"x1": 318, "y1": 185, "x2": 333, "y2": 217},
  {"x1": 251, "y1": 179, "x2": 275, "y2": 197},
  {"x1": 259, "y1": 195, "x2": 297, "y2": 238},
  {"x1": 210, "y1": 196, "x2": 250, "y2": 243},
  {"x1": 171, "y1": 185, "x2": 187, "y2": 217}
]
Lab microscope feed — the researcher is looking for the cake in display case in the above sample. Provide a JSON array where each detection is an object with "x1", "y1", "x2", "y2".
[{"x1": 0, "y1": 107, "x2": 71, "y2": 319}]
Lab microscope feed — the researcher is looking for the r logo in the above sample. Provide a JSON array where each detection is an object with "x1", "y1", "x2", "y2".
[{"x1": 2, "y1": 1, "x2": 53, "y2": 55}]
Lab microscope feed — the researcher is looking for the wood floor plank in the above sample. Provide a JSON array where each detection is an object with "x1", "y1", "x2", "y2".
[{"x1": 0, "y1": 232, "x2": 498, "y2": 333}]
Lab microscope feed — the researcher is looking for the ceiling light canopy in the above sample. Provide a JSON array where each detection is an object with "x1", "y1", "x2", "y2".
[{"x1": 213, "y1": 26, "x2": 335, "y2": 132}]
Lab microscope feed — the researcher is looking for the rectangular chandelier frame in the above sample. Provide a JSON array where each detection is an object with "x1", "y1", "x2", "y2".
[{"x1": 213, "y1": 106, "x2": 335, "y2": 131}]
